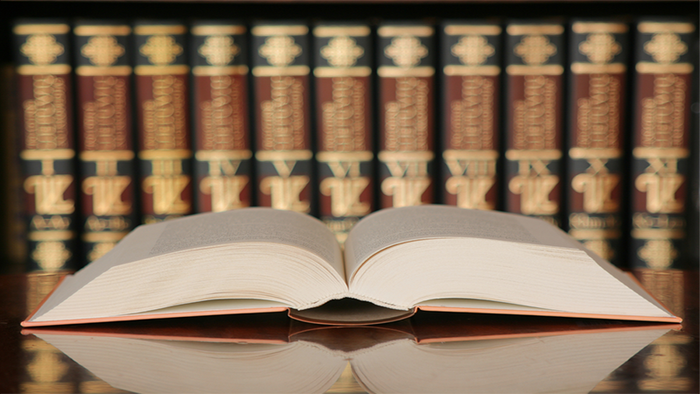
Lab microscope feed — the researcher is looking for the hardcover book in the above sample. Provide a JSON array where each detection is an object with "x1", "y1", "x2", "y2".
[
  {"x1": 440, "y1": 20, "x2": 501, "y2": 210},
  {"x1": 134, "y1": 20, "x2": 193, "y2": 224},
  {"x1": 74, "y1": 20, "x2": 137, "y2": 263},
  {"x1": 23, "y1": 205, "x2": 680, "y2": 327},
  {"x1": 252, "y1": 22, "x2": 313, "y2": 214},
  {"x1": 504, "y1": 21, "x2": 565, "y2": 228},
  {"x1": 13, "y1": 20, "x2": 78, "y2": 271},
  {"x1": 630, "y1": 19, "x2": 696, "y2": 269},
  {"x1": 191, "y1": 21, "x2": 252, "y2": 213},
  {"x1": 567, "y1": 20, "x2": 629, "y2": 267},
  {"x1": 313, "y1": 22, "x2": 374, "y2": 243},
  {"x1": 26, "y1": 321, "x2": 673, "y2": 394},
  {"x1": 377, "y1": 22, "x2": 436, "y2": 208}
]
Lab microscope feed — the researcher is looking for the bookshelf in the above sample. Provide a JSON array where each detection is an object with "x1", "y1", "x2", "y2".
[{"x1": 0, "y1": 0, "x2": 698, "y2": 273}]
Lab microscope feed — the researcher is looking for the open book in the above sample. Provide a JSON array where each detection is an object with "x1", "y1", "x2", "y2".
[
  {"x1": 23, "y1": 205, "x2": 680, "y2": 327},
  {"x1": 27, "y1": 324, "x2": 673, "y2": 393}
]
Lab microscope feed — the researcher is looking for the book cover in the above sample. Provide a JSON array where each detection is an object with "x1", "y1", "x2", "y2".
[
  {"x1": 504, "y1": 21, "x2": 565, "y2": 228},
  {"x1": 74, "y1": 21, "x2": 136, "y2": 264},
  {"x1": 134, "y1": 20, "x2": 193, "y2": 224},
  {"x1": 13, "y1": 20, "x2": 77, "y2": 271},
  {"x1": 252, "y1": 22, "x2": 313, "y2": 214},
  {"x1": 313, "y1": 22, "x2": 373, "y2": 243},
  {"x1": 377, "y1": 22, "x2": 435, "y2": 208},
  {"x1": 567, "y1": 20, "x2": 629, "y2": 267},
  {"x1": 191, "y1": 21, "x2": 252, "y2": 213},
  {"x1": 630, "y1": 19, "x2": 696, "y2": 269},
  {"x1": 440, "y1": 21, "x2": 501, "y2": 210}
]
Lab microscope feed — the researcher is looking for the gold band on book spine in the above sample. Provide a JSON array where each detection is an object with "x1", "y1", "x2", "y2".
[
  {"x1": 313, "y1": 26, "x2": 370, "y2": 37},
  {"x1": 74, "y1": 25, "x2": 131, "y2": 36},
  {"x1": 17, "y1": 65, "x2": 71, "y2": 75},
  {"x1": 506, "y1": 25, "x2": 564, "y2": 36},
  {"x1": 192, "y1": 66, "x2": 249, "y2": 76},
  {"x1": 444, "y1": 25, "x2": 501, "y2": 36},
  {"x1": 191, "y1": 25, "x2": 246, "y2": 35},
  {"x1": 635, "y1": 63, "x2": 693, "y2": 74},
  {"x1": 377, "y1": 66, "x2": 435, "y2": 78},
  {"x1": 14, "y1": 24, "x2": 70, "y2": 34},
  {"x1": 505, "y1": 65, "x2": 563, "y2": 76},
  {"x1": 572, "y1": 23, "x2": 628, "y2": 34},
  {"x1": 134, "y1": 25, "x2": 187, "y2": 35},
  {"x1": 637, "y1": 22, "x2": 695, "y2": 34},
  {"x1": 443, "y1": 65, "x2": 500, "y2": 76},
  {"x1": 378, "y1": 26, "x2": 434, "y2": 37},
  {"x1": 252, "y1": 66, "x2": 310, "y2": 77},
  {"x1": 314, "y1": 67, "x2": 371, "y2": 78},
  {"x1": 252, "y1": 26, "x2": 308, "y2": 36},
  {"x1": 76, "y1": 66, "x2": 132, "y2": 76}
]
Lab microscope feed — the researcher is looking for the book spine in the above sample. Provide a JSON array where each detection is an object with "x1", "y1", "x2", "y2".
[
  {"x1": 13, "y1": 21, "x2": 77, "y2": 271},
  {"x1": 191, "y1": 22, "x2": 252, "y2": 212},
  {"x1": 440, "y1": 21, "x2": 501, "y2": 210},
  {"x1": 134, "y1": 21, "x2": 193, "y2": 224},
  {"x1": 251, "y1": 22, "x2": 313, "y2": 214},
  {"x1": 74, "y1": 21, "x2": 136, "y2": 263},
  {"x1": 504, "y1": 21, "x2": 565, "y2": 227},
  {"x1": 0, "y1": 63, "x2": 27, "y2": 267},
  {"x1": 630, "y1": 20, "x2": 696, "y2": 269},
  {"x1": 313, "y1": 23, "x2": 373, "y2": 243},
  {"x1": 377, "y1": 23, "x2": 436, "y2": 208},
  {"x1": 567, "y1": 20, "x2": 629, "y2": 266}
]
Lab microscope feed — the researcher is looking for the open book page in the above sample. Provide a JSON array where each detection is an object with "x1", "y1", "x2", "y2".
[
  {"x1": 30, "y1": 209, "x2": 344, "y2": 322},
  {"x1": 344, "y1": 205, "x2": 570, "y2": 280}
]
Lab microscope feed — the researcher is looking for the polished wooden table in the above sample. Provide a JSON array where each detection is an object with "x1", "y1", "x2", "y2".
[{"x1": 0, "y1": 269, "x2": 697, "y2": 393}]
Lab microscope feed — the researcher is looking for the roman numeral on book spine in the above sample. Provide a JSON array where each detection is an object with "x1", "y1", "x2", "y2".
[
  {"x1": 504, "y1": 21, "x2": 565, "y2": 228},
  {"x1": 191, "y1": 21, "x2": 252, "y2": 213},
  {"x1": 440, "y1": 21, "x2": 501, "y2": 210},
  {"x1": 134, "y1": 20, "x2": 193, "y2": 224},
  {"x1": 252, "y1": 22, "x2": 313, "y2": 214},
  {"x1": 13, "y1": 20, "x2": 77, "y2": 271},
  {"x1": 313, "y1": 22, "x2": 374, "y2": 243},
  {"x1": 567, "y1": 20, "x2": 629, "y2": 267},
  {"x1": 377, "y1": 22, "x2": 436, "y2": 208},
  {"x1": 630, "y1": 19, "x2": 695, "y2": 269},
  {"x1": 75, "y1": 21, "x2": 136, "y2": 263}
]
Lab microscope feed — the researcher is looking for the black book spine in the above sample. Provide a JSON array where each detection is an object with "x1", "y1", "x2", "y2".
[
  {"x1": 504, "y1": 21, "x2": 565, "y2": 228},
  {"x1": 74, "y1": 21, "x2": 137, "y2": 263},
  {"x1": 630, "y1": 19, "x2": 696, "y2": 269},
  {"x1": 191, "y1": 22, "x2": 252, "y2": 213},
  {"x1": 13, "y1": 20, "x2": 77, "y2": 271},
  {"x1": 313, "y1": 22, "x2": 374, "y2": 243},
  {"x1": 567, "y1": 20, "x2": 629, "y2": 266},
  {"x1": 440, "y1": 21, "x2": 501, "y2": 210}
]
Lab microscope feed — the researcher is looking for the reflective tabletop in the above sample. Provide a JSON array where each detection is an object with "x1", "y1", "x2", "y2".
[{"x1": 0, "y1": 269, "x2": 697, "y2": 393}]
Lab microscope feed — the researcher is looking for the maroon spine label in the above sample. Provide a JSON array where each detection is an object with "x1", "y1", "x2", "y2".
[
  {"x1": 377, "y1": 24, "x2": 435, "y2": 208},
  {"x1": 14, "y1": 21, "x2": 77, "y2": 271},
  {"x1": 441, "y1": 23, "x2": 501, "y2": 210},
  {"x1": 252, "y1": 24, "x2": 313, "y2": 214},
  {"x1": 630, "y1": 21, "x2": 695, "y2": 269},
  {"x1": 134, "y1": 22, "x2": 192, "y2": 224},
  {"x1": 191, "y1": 23, "x2": 251, "y2": 213},
  {"x1": 505, "y1": 23, "x2": 565, "y2": 227}
]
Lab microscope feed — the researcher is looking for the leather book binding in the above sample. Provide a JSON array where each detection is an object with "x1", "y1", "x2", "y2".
[
  {"x1": 74, "y1": 21, "x2": 137, "y2": 263},
  {"x1": 252, "y1": 22, "x2": 313, "y2": 214},
  {"x1": 313, "y1": 22, "x2": 374, "y2": 243},
  {"x1": 567, "y1": 20, "x2": 629, "y2": 267},
  {"x1": 504, "y1": 21, "x2": 565, "y2": 228},
  {"x1": 440, "y1": 21, "x2": 501, "y2": 210},
  {"x1": 377, "y1": 22, "x2": 436, "y2": 208},
  {"x1": 630, "y1": 19, "x2": 696, "y2": 269},
  {"x1": 191, "y1": 21, "x2": 252, "y2": 213},
  {"x1": 134, "y1": 20, "x2": 193, "y2": 224},
  {"x1": 13, "y1": 20, "x2": 78, "y2": 271}
]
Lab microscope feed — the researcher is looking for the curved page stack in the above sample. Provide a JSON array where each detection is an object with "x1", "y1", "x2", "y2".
[{"x1": 23, "y1": 205, "x2": 680, "y2": 326}]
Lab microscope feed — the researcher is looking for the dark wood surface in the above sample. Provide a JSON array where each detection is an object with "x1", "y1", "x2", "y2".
[{"x1": 0, "y1": 269, "x2": 697, "y2": 393}]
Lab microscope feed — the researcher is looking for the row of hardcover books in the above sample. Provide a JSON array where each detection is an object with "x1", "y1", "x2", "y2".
[{"x1": 8, "y1": 17, "x2": 696, "y2": 271}]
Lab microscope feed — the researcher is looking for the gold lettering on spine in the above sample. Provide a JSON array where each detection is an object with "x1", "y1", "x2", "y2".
[
  {"x1": 141, "y1": 74, "x2": 191, "y2": 216},
  {"x1": 320, "y1": 77, "x2": 371, "y2": 217},
  {"x1": 636, "y1": 74, "x2": 687, "y2": 214},
  {"x1": 447, "y1": 76, "x2": 497, "y2": 209},
  {"x1": 259, "y1": 76, "x2": 309, "y2": 212},
  {"x1": 381, "y1": 77, "x2": 431, "y2": 207},
  {"x1": 509, "y1": 75, "x2": 559, "y2": 215},
  {"x1": 23, "y1": 75, "x2": 74, "y2": 216},
  {"x1": 199, "y1": 75, "x2": 249, "y2": 211},
  {"x1": 143, "y1": 158, "x2": 190, "y2": 215}
]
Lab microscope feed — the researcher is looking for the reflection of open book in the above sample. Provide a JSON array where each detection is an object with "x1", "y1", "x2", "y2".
[
  {"x1": 24, "y1": 206, "x2": 679, "y2": 327},
  {"x1": 30, "y1": 326, "x2": 671, "y2": 393}
]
